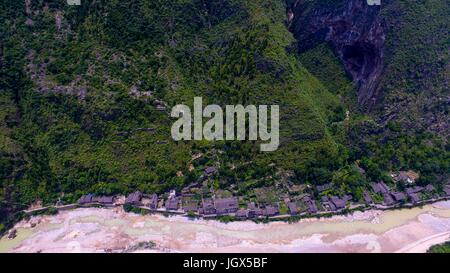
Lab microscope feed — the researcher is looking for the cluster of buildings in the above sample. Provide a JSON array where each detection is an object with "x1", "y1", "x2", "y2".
[
  {"x1": 76, "y1": 171, "x2": 450, "y2": 220},
  {"x1": 235, "y1": 203, "x2": 280, "y2": 219},
  {"x1": 371, "y1": 181, "x2": 435, "y2": 206},
  {"x1": 77, "y1": 194, "x2": 115, "y2": 207},
  {"x1": 77, "y1": 191, "x2": 285, "y2": 219},
  {"x1": 391, "y1": 171, "x2": 420, "y2": 184},
  {"x1": 300, "y1": 195, "x2": 318, "y2": 214},
  {"x1": 321, "y1": 195, "x2": 352, "y2": 211}
]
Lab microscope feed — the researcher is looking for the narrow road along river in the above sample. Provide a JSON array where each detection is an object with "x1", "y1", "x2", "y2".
[{"x1": 1, "y1": 201, "x2": 450, "y2": 253}]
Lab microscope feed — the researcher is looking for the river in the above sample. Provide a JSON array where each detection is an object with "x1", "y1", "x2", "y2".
[{"x1": 1, "y1": 201, "x2": 450, "y2": 253}]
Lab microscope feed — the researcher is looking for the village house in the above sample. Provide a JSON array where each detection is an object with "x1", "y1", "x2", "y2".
[
  {"x1": 125, "y1": 191, "x2": 143, "y2": 206},
  {"x1": 409, "y1": 193, "x2": 420, "y2": 204},
  {"x1": 97, "y1": 196, "x2": 115, "y2": 206},
  {"x1": 287, "y1": 202, "x2": 297, "y2": 215},
  {"x1": 199, "y1": 199, "x2": 216, "y2": 215},
  {"x1": 214, "y1": 197, "x2": 239, "y2": 215},
  {"x1": 247, "y1": 202, "x2": 263, "y2": 218},
  {"x1": 247, "y1": 202, "x2": 257, "y2": 210},
  {"x1": 391, "y1": 192, "x2": 406, "y2": 202},
  {"x1": 165, "y1": 196, "x2": 180, "y2": 211},
  {"x1": 383, "y1": 193, "x2": 395, "y2": 206},
  {"x1": 181, "y1": 187, "x2": 190, "y2": 195},
  {"x1": 302, "y1": 196, "x2": 317, "y2": 214},
  {"x1": 317, "y1": 183, "x2": 332, "y2": 193},
  {"x1": 181, "y1": 183, "x2": 200, "y2": 195},
  {"x1": 264, "y1": 205, "x2": 279, "y2": 217},
  {"x1": 306, "y1": 199, "x2": 318, "y2": 214},
  {"x1": 149, "y1": 194, "x2": 158, "y2": 209},
  {"x1": 330, "y1": 196, "x2": 346, "y2": 210},
  {"x1": 156, "y1": 104, "x2": 166, "y2": 111},
  {"x1": 344, "y1": 195, "x2": 353, "y2": 202},
  {"x1": 363, "y1": 191, "x2": 373, "y2": 204},
  {"x1": 307, "y1": 202, "x2": 318, "y2": 214},
  {"x1": 235, "y1": 209, "x2": 249, "y2": 219},
  {"x1": 425, "y1": 184, "x2": 435, "y2": 192},
  {"x1": 406, "y1": 186, "x2": 424, "y2": 195},
  {"x1": 403, "y1": 188, "x2": 419, "y2": 204},
  {"x1": 183, "y1": 200, "x2": 199, "y2": 213},
  {"x1": 78, "y1": 194, "x2": 94, "y2": 205},
  {"x1": 204, "y1": 166, "x2": 218, "y2": 176},
  {"x1": 371, "y1": 182, "x2": 390, "y2": 194},
  {"x1": 79, "y1": 194, "x2": 115, "y2": 206},
  {"x1": 321, "y1": 195, "x2": 336, "y2": 211},
  {"x1": 444, "y1": 185, "x2": 450, "y2": 196},
  {"x1": 391, "y1": 170, "x2": 420, "y2": 184}
]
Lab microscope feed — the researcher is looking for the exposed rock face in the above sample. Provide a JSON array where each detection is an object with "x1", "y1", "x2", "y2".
[{"x1": 287, "y1": 0, "x2": 385, "y2": 110}]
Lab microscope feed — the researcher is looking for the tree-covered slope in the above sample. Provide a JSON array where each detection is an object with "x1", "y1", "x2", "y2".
[
  {"x1": 0, "y1": 0, "x2": 448, "y2": 231},
  {"x1": 427, "y1": 241, "x2": 450, "y2": 253},
  {"x1": 287, "y1": 0, "x2": 449, "y2": 187}
]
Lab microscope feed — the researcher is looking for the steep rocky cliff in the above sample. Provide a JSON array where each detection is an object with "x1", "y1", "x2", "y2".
[
  {"x1": 287, "y1": 0, "x2": 449, "y2": 138},
  {"x1": 287, "y1": 0, "x2": 385, "y2": 109}
]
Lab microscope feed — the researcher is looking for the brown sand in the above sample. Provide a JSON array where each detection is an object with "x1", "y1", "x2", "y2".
[{"x1": 1, "y1": 201, "x2": 450, "y2": 253}]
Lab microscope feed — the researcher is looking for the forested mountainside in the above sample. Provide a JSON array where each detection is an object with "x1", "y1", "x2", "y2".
[
  {"x1": 0, "y1": 0, "x2": 448, "y2": 231},
  {"x1": 287, "y1": 0, "x2": 449, "y2": 134}
]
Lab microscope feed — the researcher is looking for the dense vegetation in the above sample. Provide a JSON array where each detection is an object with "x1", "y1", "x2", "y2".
[
  {"x1": 427, "y1": 241, "x2": 450, "y2": 253},
  {"x1": 0, "y1": 0, "x2": 448, "y2": 232}
]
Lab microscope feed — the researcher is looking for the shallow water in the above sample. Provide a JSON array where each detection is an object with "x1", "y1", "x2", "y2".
[
  {"x1": 1, "y1": 201, "x2": 450, "y2": 253},
  {"x1": 0, "y1": 228, "x2": 33, "y2": 253},
  {"x1": 126, "y1": 205, "x2": 450, "y2": 242}
]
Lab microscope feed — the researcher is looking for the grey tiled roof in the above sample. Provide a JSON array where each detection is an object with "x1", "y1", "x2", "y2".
[
  {"x1": 98, "y1": 196, "x2": 114, "y2": 204},
  {"x1": 125, "y1": 191, "x2": 142, "y2": 204},
  {"x1": 307, "y1": 201, "x2": 317, "y2": 214},
  {"x1": 214, "y1": 197, "x2": 238, "y2": 210},
  {"x1": 204, "y1": 166, "x2": 217, "y2": 175},
  {"x1": 201, "y1": 199, "x2": 216, "y2": 215},
  {"x1": 149, "y1": 194, "x2": 158, "y2": 209},
  {"x1": 287, "y1": 202, "x2": 297, "y2": 214},
  {"x1": 391, "y1": 192, "x2": 406, "y2": 202},
  {"x1": 406, "y1": 186, "x2": 423, "y2": 195},
  {"x1": 78, "y1": 194, "x2": 94, "y2": 204},
  {"x1": 383, "y1": 193, "x2": 395, "y2": 205},
  {"x1": 363, "y1": 191, "x2": 373, "y2": 204},
  {"x1": 165, "y1": 197, "x2": 180, "y2": 210},
  {"x1": 371, "y1": 182, "x2": 390, "y2": 194},
  {"x1": 409, "y1": 193, "x2": 420, "y2": 204},
  {"x1": 330, "y1": 196, "x2": 346, "y2": 209},
  {"x1": 264, "y1": 206, "x2": 279, "y2": 216},
  {"x1": 425, "y1": 184, "x2": 435, "y2": 192},
  {"x1": 317, "y1": 183, "x2": 332, "y2": 192},
  {"x1": 444, "y1": 186, "x2": 450, "y2": 196},
  {"x1": 235, "y1": 209, "x2": 248, "y2": 218}
]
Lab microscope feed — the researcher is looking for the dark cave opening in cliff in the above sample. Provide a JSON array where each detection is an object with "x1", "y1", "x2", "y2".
[
  {"x1": 341, "y1": 43, "x2": 377, "y2": 80},
  {"x1": 342, "y1": 44, "x2": 364, "y2": 77}
]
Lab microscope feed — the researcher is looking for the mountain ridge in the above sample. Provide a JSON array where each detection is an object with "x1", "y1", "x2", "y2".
[{"x1": 0, "y1": 0, "x2": 448, "y2": 232}]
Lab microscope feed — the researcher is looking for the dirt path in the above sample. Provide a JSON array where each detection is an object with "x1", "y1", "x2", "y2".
[
  {"x1": 395, "y1": 231, "x2": 450, "y2": 253},
  {"x1": 1, "y1": 201, "x2": 450, "y2": 253}
]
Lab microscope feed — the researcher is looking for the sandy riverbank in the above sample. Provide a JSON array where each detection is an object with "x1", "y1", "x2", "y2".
[{"x1": 1, "y1": 201, "x2": 450, "y2": 253}]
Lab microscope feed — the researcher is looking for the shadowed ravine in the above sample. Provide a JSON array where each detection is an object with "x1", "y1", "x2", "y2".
[{"x1": 287, "y1": 0, "x2": 385, "y2": 109}]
